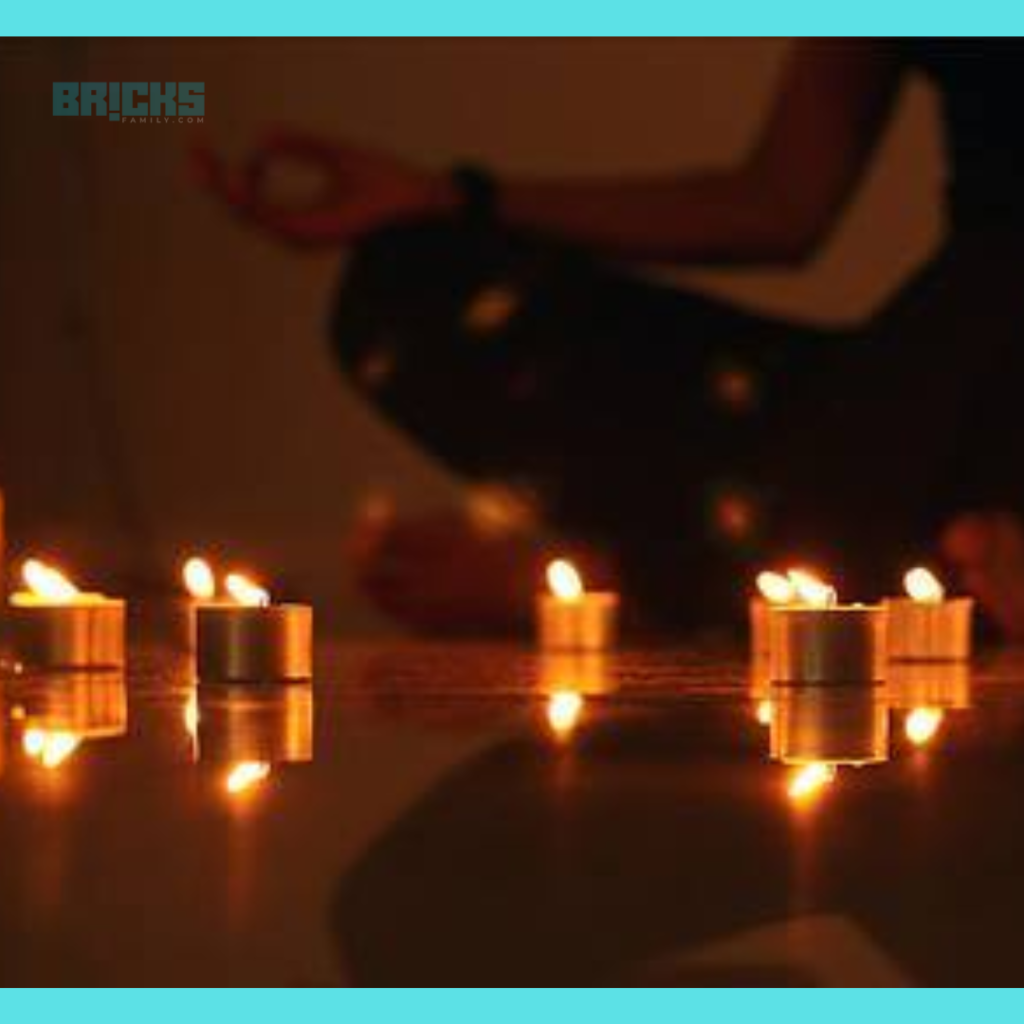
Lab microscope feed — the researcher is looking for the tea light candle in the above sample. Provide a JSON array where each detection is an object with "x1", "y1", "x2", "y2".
[
  {"x1": 196, "y1": 571, "x2": 312, "y2": 683},
  {"x1": 536, "y1": 559, "x2": 618, "y2": 651},
  {"x1": 767, "y1": 575, "x2": 886, "y2": 684},
  {"x1": 884, "y1": 567, "x2": 973, "y2": 662},
  {"x1": 8, "y1": 559, "x2": 125, "y2": 670},
  {"x1": 177, "y1": 555, "x2": 226, "y2": 654},
  {"x1": 749, "y1": 568, "x2": 830, "y2": 661}
]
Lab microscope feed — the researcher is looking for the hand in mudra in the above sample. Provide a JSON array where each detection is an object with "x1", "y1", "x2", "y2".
[{"x1": 193, "y1": 130, "x2": 453, "y2": 246}]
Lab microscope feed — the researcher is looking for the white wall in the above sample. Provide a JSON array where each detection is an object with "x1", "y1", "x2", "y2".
[{"x1": 0, "y1": 39, "x2": 944, "y2": 630}]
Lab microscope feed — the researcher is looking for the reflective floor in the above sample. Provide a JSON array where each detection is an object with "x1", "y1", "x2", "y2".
[{"x1": 2, "y1": 624, "x2": 1024, "y2": 984}]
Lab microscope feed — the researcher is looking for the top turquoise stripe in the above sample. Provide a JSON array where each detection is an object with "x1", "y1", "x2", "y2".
[{"x1": 4, "y1": 0, "x2": 1024, "y2": 36}]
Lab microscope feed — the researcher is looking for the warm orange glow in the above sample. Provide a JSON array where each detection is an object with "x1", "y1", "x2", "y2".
[
  {"x1": 183, "y1": 692, "x2": 199, "y2": 743},
  {"x1": 905, "y1": 707, "x2": 944, "y2": 747},
  {"x1": 20, "y1": 559, "x2": 79, "y2": 603},
  {"x1": 787, "y1": 762, "x2": 837, "y2": 801},
  {"x1": 756, "y1": 570, "x2": 796, "y2": 605},
  {"x1": 225, "y1": 573, "x2": 270, "y2": 608},
  {"x1": 755, "y1": 699, "x2": 773, "y2": 726},
  {"x1": 904, "y1": 567, "x2": 945, "y2": 604},
  {"x1": 546, "y1": 559, "x2": 584, "y2": 602},
  {"x1": 546, "y1": 690, "x2": 584, "y2": 738},
  {"x1": 23, "y1": 728, "x2": 82, "y2": 769},
  {"x1": 182, "y1": 556, "x2": 216, "y2": 601},
  {"x1": 787, "y1": 569, "x2": 837, "y2": 609},
  {"x1": 225, "y1": 761, "x2": 271, "y2": 794}
]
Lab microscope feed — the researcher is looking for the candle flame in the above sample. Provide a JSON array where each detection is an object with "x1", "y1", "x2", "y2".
[
  {"x1": 546, "y1": 690, "x2": 584, "y2": 738},
  {"x1": 755, "y1": 698, "x2": 773, "y2": 726},
  {"x1": 756, "y1": 570, "x2": 796, "y2": 605},
  {"x1": 182, "y1": 556, "x2": 216, "y2": 600},
  {"x1": 787, "y1": 569, "x2": 837, "y2": 608},
  {"x1": 905, "y1": 707, "x2": 944, "y2": 747},
  {"x1": 23, "y1": 728, "x2": 82, "y2": 769},
  {"x1": 546, "y1": 559, "x2": 584, "y2": 602},
  {"x1": 21, "y1": 559, "x2": 79, "y2": 603},
  {"x1": 787, "y1": 762, "x2": 836, "y2": 801},
  {"x1": 225, "y1": 761, "x2": 271, "y2": 794},
  {"x1": 904, "y1": 567, "x2": 945, "y2": 604},
  {"x1": 225, "y1": 573, "x2": 270, "y2": 608}
]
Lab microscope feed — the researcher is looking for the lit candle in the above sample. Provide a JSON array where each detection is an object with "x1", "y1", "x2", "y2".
[
  {"x1": 884, "y1": 567, "x2": 973, "y2": 662},
  {"x1": 536, "y1": 558, "x2": 618, "y2": 651},
  {"x1": 179, "y1": 555, "x2": 227, "y2": 654},
  {"x1": 195, "y1": 570, "x2": 312, "y2": 683},
  {"x1": 183, "y1": 556, "x2": 217, "y2": 605},
  {"x1": 767, "y1": 573, "x2": 885, "y2": 684},
  {"x1": 749, "y1": 569, "x2": 798, "y2": 662},
  {"x1": 8, "y1": 559, "x2": 125, "y2": 670}
]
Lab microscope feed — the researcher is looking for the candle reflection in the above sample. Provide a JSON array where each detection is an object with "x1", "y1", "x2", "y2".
[
  {"x1": 22, "y1": 729, "x2": 81, "y2": 769},
  {"x1": 225, "y1": 760, "x2": 271, "y2": 795},
  {"x1": 889, "y1": 661, "x2": 970, "y2": 752},
  {"x1": 545, "y1": 691, "x2": 584, "y2": 740},
  {"x1": 183, "y1": 689, "x2": 200, "y2": 761},
  {"x1": 769, "y1": 683, "x2": 889, "y2": 802},
  {"x1": 787, "y1": 762, "x2": 837, "y2": 802},
  {"x1": 196, "y1": 684, "x2": 313, "y2": 800},
  {"x1": 12, "y1": 671, "x2": 127, "y2": 770},
  {"x1": 904, "y1": 707, "x2": 944, "y2": 747},
  {"x1": 888, "y1": 661, "x2": 971, "y2": 711},
  {"x1": 770, "y1": 684, "x2": 889, "y2": 768},
  {"x1": 537, "y1": 650, "x2": 611, "y2": 743}
]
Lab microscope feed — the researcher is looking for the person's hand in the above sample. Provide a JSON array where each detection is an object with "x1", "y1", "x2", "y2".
[
  {"x1": 348, "y1": 505, "x2": 539, "y2": 635},
  {"x1": 193, "y1": 130, "x2": 456, "y2": 247}
]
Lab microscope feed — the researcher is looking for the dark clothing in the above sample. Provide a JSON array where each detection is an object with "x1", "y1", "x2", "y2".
[
  {"x1": 331, "y1": 44, "x2": 1024, "y2": 631},
  {"x1": 905, "y1": 40, "x2": 1024, "y2": 226}
]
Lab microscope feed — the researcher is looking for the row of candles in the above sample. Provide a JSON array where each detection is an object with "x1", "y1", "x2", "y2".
[
  {"x1": 6, "y1": 556, "x2": 312, "y2": 680},
  {"x1": 541, "y1": 558, "x2": 974, "y2": 675},
  {"x1": 2, "y1": 553, "x2": 612, "y2": 678},
  {"x1": 749, "y1": 565, "x2": 973, "y2": 680},
  {"x1": 0, "y1": 553, "x2": 970, "y2": 678},
  {"x1": 0, "y1": 550, "x2": 972, "y2": 805}
]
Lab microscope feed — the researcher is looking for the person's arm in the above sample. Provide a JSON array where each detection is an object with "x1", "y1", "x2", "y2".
[
  {"x1": 198, "y1": 41, "x2": 904, "y2": 266},
  {"x1": 496, "y1": 41, "x2": 904, "y2": 264}
]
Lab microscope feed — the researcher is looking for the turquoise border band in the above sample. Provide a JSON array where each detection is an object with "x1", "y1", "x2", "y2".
[{"x1": 4, "y1": 0, "x2": 1024, "y2": 36}]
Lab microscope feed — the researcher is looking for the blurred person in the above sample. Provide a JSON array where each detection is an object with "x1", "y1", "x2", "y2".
[{"x1": 199, "y1": 40, "x2": 1024, "y2": 638}]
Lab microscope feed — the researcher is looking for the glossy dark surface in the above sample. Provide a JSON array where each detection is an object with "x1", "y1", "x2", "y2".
[{"x1": 2, "y1": 629, "x2": 1024, "y2": 985}]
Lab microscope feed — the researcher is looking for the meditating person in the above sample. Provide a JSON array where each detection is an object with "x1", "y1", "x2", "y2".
[{"x1": 198, "y1": 40, "x2": 1024, "y2": 639}]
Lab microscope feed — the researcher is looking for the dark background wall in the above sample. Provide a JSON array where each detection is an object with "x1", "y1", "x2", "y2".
[{"x1": 0, "y1": 39, "x2": 944, "y2": 629}]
